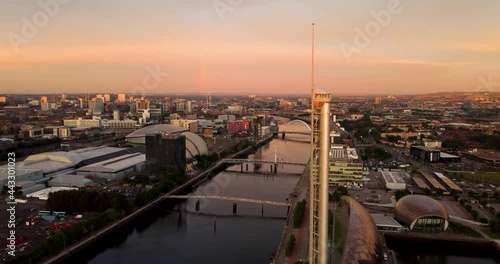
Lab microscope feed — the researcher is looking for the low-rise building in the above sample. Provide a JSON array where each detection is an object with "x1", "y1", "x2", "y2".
[
  {"x1": 64, "y1": 118, "x2": 101, "y2": 128},
  {"x1": 171, "y1": 119, "x2": 198, "y2": 133},
  {"x1": 328, "y1": 145, "x2": 364, "y2": 187},
  {"x1": 380, "y1": 171, "x2": 407, "y2": 190}
]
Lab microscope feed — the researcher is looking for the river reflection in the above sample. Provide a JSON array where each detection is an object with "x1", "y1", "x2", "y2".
[{"x1": 79, "y1": 135, "x2": 310, "y2": 264}]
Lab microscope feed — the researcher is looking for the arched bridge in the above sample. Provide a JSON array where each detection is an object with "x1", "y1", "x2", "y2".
[
  {"x1": 164, "y1": 195, "x2": 291, "y2": 207},
  {"x1": 279, "y1": 120, "x2": 311, "y2": 138}
]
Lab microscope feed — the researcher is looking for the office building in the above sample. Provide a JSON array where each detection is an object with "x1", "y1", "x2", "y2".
[
  {"x1": 118, "y1": 93, "x2": 126, "y2": 102},
  {"x1": 328, "y1": 145, "x2": 364, "y2": 187},
  {"x1": 146, "y1": 133, "x2": 186, "y2": 175}
]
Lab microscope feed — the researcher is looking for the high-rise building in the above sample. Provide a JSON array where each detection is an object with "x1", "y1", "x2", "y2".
[
  {"x1": 113, "y1": 109, "x2": 121, "y2": 120},
  {"x1": 117, "y1": 93, "x2": 126, "y2": 103},
  {"x1": 40, "y1": 96, "x2": 48, "y2": 103},
  {"x1": 96, "y1": 94, "x2": 103, "y2": 100},
  {"x1": 104, "y1": 94, "x2": 111, "y2": 102},
  {"x1": 145, "y1": 133, "x2": 186, "y2": 175},
  {"x1": 41, "y1": 102, "x2": 51, "y2": 111},
  {"x1": 136, "y1": 100, "x2": 150, "y2": 112},
  {"x1": 186, "y1": 100, "x2": 192, "y2": 113},
  {"x1": 61, "y1": 94, "x2": 67, "y2": 100},
  {"x1": 0, "y1": 96, "x2": 6, "y2": 103},
  {"x1": 375, "y1": 97, "x2": 382, "y2": 105},
  {"x1": 89, "y1": 98, "x2": 104, "y2": 114}
]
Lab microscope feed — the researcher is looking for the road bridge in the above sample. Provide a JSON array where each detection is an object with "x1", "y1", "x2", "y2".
[
  {"x1": 221, "y1": 158, "x2": 307, "y2": 166},
  {"x1": 165, "y1": 195, "x2": 291, "y2": 207}
]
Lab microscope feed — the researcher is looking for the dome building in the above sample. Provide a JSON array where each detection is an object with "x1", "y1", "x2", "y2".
[
  {"x1": 394, "y1": 195, "x2": 449, "y2": 232},
  {"x1": 125, "y1": 124, "x2": 208, "y2": 159}
]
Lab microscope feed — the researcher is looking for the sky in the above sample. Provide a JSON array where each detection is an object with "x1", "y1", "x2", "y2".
[{"x1": 0, "y1": 0, "x2": 499, "y2": 95}]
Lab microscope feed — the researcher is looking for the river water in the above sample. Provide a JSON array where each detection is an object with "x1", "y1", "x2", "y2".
[
  {"x1": 75, "y1": 134, "x2": 311, "y2": 264},
  {"x1": 66, "y1": 125, "x2": 498, "y2": 264}
]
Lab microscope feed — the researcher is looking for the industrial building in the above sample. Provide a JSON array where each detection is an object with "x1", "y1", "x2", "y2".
[
  {"x1": 77, "y1": 153, "x2": 146, "y2": 179},
  {"x1": 410, "y1": 146, "x2": 440, "y2": 163},
  {"x1": 146, "y1": 133, "x2": 186, "y2": 175},
  {"x1": 380, "y1": 171, "x2": 407, "y2": 190},
  {"x1": 0, "y1": 146, "x2": 146, "y2": 194},
  {"x1": 394, "y1": 195, "x2": 449, "y2": 232},
  {"x1": 409, "y1": 146, "x2": 461, "y2": 163},
  {"x1": 26, "y1": 187, "x2": 78, "y2": 200},
  {"x1": 328, "y1": 145, "x2": 364, "y2": 187},
  {"x1": 48, "y1": 174, "x2": 93, "y2": 187}
]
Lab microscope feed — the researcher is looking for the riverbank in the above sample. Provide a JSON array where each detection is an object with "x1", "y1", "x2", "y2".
[
  {"x1": 273, "y1": 164, "x2": 310, "y2": 264},
  {"x1": 42, "y1": 136, "x2": 274, "y2": 264}
]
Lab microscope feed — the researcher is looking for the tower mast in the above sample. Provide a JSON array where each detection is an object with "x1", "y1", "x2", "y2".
[{"x1": 309, "y1": 23, "x2": 330, "y2": 264}]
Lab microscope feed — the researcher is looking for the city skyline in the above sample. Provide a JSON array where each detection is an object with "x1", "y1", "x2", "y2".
[{"x1": 1, "y1": 0, "x2": 499, "y2": 94}]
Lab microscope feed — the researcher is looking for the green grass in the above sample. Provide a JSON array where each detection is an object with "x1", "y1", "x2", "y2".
[
  {"x1": 446, "y1": 171, "x2": 500, "y2": 185},
  {"x1": 448, "y1": 221, "x2": 483, "y2": 238},
  {"x1": 483, "y1": 229, "x2": 500, "y2": 239},
  {"x1": 333, "y1": 214, "x2": 344, "y2": 253}
]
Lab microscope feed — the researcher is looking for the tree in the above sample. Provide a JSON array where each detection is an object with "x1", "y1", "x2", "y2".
[
  {"x1": 285, "y1": 234, "x2": 296, "y2": 257},
  {"x1": 471, "y1": 210, "x2": 479, "y2": 220},
  {"x1": 395, "y1": 190, "x2": 408, "y2": 201}
]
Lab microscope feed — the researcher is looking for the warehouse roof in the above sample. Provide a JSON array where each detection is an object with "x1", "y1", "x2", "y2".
[{"x1": 77, "y1": 153, "x2": 145, "y2": 173}]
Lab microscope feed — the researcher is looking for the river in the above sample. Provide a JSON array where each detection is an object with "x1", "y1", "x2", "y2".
[{"x1": 68, "y1": 133, "x2": 311, "y2": 264}]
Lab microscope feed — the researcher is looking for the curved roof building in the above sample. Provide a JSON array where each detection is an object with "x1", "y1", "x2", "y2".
[
  {"x1": 394, "y1": 195, "x2": 449, "y2": 232},
  {"x1": 338, "y1": 196, "x2": 381, "y2": 264},
  {"x1": 126, "y1": 124, "x2": 208, "y2": 158}
]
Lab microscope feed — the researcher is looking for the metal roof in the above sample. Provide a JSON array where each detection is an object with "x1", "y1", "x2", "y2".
[
  {"x1": 340, "y1": 196, "x2": 380, "y2": 264},
  {"x1": 412, "y1": 176, "x2": 429, "y2": 189},
  {"x1": 434, "y1": 172, "x2": 462, "y2": 192},
  {"x1": 125, "y1": 124, "x2": 188, "y2": 139},
  {"x1": 77, "y1": 153, "x2": 145, "y2": 173},
  {"x1": 421, "y1": 172, "x2": 447, "y2": 190},
  {"x1": 380, "y1": 171, "x2": 405, "y2": 184},
  {"x1": 370, "y1": 214, "x2": 403, "y2": 228},
  {"x1": 394, "y1": 195, "x2": 449, "y2": 227}
]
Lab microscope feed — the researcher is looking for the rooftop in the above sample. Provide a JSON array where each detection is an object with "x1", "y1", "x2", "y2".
[
  {"x1": 380, "y1": 171, "x2": 405, "y2": 184},
  {"x1": 126, "y1": 124, "x2": 188, "y2": 139},
  {"x1": 370, "y1": 214, "x2": 404, "y2": 228},
  {"x1": 77, "y1": 153, "x2": 145, "y2": 173},
  {"x1": 329, "y1": 145, "x2": 360, "y2": 162}
]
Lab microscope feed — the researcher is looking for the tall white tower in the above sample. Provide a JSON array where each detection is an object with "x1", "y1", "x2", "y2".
[{"x1": 309, "y1": 23, "x2": 331, "y2": 264}]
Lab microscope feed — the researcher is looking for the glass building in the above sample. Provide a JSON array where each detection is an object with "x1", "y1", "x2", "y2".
[{"x1": 394, "y1": 195, "x2": 449, "y2": 233}]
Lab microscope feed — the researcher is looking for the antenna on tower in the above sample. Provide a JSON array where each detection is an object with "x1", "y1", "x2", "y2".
[{"x1": 311, "y1": 23, "x2": 315, "y2": 93}]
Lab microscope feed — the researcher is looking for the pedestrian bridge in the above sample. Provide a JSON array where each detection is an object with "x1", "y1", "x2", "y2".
[
  {"x1": 221, "y1": 159, "x2": 307, "y2": 166},
  {"x1": 164, "y1": 195, "x2": 291, "y2": 207}
]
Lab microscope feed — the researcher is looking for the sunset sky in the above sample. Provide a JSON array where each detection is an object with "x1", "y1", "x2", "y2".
[{"x1": 1, "y1": 0, "x2": 499, "y2": 95}]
